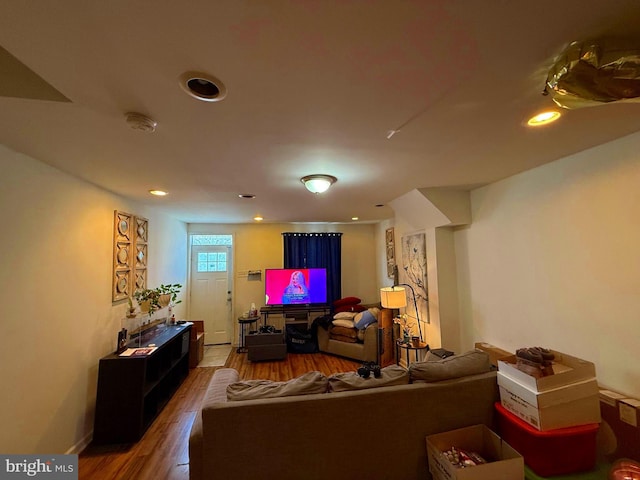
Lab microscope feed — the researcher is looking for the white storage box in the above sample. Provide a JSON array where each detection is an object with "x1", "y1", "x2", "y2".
[
  {"x1": 498, "y1": 371, "x2": 600, "y2": 431},
  {"x1": 497, "y1": 350, "x2": 595, "y2": 392}
]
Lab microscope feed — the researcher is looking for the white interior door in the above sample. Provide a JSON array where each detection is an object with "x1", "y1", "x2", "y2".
[{"x1": 190, "y1": 245, "x2": 232, "y2": 345}]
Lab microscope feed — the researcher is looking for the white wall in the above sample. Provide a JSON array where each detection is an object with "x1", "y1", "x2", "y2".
[
  {"x1": 455, "y1": 131, "x2": 640, "y2": 397},
  {"x1": 0, "y1": 145, "x2": 187, "y2": 454}
]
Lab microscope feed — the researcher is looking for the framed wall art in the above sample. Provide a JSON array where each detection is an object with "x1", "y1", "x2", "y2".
[{"x1": 400, "y1": 231, "x2": 429, "y2": 323}]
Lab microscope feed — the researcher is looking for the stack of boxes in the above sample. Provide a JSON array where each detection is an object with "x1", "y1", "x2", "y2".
[
  {"x1": 495, "y1": 350, "x2": 601, "y2": 477},
  {"x1": 598, "y1": 389, "x2": 640, "y2": 463}
]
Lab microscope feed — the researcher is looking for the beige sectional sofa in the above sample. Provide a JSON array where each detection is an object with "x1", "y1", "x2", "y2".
[{"x1": 189, "y1": 350, "x2": 499, "y2": 480}]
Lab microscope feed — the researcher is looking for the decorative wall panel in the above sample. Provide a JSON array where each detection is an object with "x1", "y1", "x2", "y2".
[
  {"x1": 112, "y1": 211, "x2": 133, "y2": 301},
  {"x1": 112, "y1": 211, "x2": 148, "y2": 302}
]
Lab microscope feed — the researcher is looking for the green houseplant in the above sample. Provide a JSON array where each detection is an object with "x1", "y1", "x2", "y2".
[{"x1": 134, "y1": 283, "x2": 182, "y2": 315}]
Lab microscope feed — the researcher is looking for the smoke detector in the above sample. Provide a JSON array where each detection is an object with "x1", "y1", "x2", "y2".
[{"x1": 125, "y1": 112, "x2": 157, "y2": 132}]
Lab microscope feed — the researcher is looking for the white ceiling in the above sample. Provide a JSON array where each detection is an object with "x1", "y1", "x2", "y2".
[{"x1": 2, "y1": 1, "x2": 640, "y2": 224}]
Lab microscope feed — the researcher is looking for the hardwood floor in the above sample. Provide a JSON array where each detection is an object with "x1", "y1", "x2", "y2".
[{"x1": 79, "y1": 351, "x2": 360, "y2": 480}]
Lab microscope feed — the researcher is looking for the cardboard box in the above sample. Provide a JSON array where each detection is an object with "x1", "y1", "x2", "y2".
[
  {"x1": 497, "y1": 350, "x2": 595, "y2": 392},
  {"x1": 189, "y1": 320, "x2": 205, "y2": 368},
  {"x1": 474, "y1": 342, "x2": 513, "y2": 368},
  {"x1": 426, "y1": 424, "x2": 524, "y2": 480},
  {"x1": 498, "y1": 372, "x2": 600, "y2": 430},
  {"x1": 599, "y1": 389, "x2": 640, "y2": 462}
]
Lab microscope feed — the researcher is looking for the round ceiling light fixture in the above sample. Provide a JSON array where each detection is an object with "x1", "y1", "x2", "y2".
[
  {"x1": 179, "y1": 71, "x2": 227, "y2": 102},
  {"x1": 149, "y1": 190, "x2": 168, "y2": 196},
  {"x1": 301, "y1": 174, "x2": 337, "y2": 194},
  {"x1": 125, "y1": 112, "x2": 157, "y2": 132}
]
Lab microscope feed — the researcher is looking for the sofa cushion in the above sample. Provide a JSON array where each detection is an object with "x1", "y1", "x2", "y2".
[
  {"x1": 226, "y1": 370, "x2": 329, "y2": 401},
  {"x1": 333, "y1": 311, "x2": 357, "y2": 320},
  {"x1": 329, "y1": 333, "x2": 359, "y2": 343},
  {"x1": 332, "y1": 318, "x2": 355, "y2": 328},
  {"x1": 353, "y1": 308, "x2": 378, "y2": 330},
  {"x1": 330, "y1": 325, "x2": 357, "y2": 338},
  {"x1": 328, "y1": 365, "x2": 409, "y2": 392},
  {"x1": 409, "y1": 349, "x2": 491, "y2": 383},
  {"x1": 334, "y1": 304, "x2": 367, "y2": 313},
  {"x1": 333, "y1": 296, "x2": 361, "y2": 307}
]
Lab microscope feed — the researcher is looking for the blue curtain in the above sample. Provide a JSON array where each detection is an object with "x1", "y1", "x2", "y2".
[{"x1": 282, "y1": 232, "x2": 342, "y2": 305}]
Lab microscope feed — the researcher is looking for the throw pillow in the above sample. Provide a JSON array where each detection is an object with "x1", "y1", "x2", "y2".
[
  {"x1": 227, "y1": 371, "x2": 329, "y2": 401},
  {"x1": 333, "y1": 296, "x2": 361, "y2": 307},
  {"x1": 328, "y1": 365, "x2": 409, "y2": 392},
  {"x1": 333, "y1": 311, "x2": 357, "y2": 320},
  {"x1": 332, "y1": 318, "x2": 355, "y2": 328},
  {"x1": 409, "y1": 349, "x2": 491, "y2": 383},
  {"x1": 334, "y1": 304, "x2": 367, "y2": 313},
  {"x1": 353, "y1": 308, "x2": 378, "y2": 330}
]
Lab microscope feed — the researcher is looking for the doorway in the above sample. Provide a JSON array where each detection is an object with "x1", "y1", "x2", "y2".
[{"x1": 190, "y1": 235, "x2": 233, "y2": 345}]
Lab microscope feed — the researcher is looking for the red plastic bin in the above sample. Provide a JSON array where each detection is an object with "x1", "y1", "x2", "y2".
[{"x1": 495, "y1": 402, "x2": 599, "y2": 477}]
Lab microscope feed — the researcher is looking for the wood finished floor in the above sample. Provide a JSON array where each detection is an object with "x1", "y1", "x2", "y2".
[{"x1": 78, "y1": 350, "x2": 360, "y2": 480}]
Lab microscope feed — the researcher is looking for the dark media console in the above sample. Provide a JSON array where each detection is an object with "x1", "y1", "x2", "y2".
[{"x1": 259, "y1": 304, "x2": 331, "y2": 326}]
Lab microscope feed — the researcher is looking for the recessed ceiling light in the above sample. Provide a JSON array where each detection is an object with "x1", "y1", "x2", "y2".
[
  {"x1": 351, "y1": 217, "x2": 359, "y2": 221},
  {"x1": 238, "y1": 194, "x2": 256, "y2": 199},
  {"x1": 527, "y1": 110, "x2": 561, "y2": 126},
  {"x1": 149, "y1": 190, "x2": 167, "y2": 196},
  {"x1": 375, "y1": 204, "x2": 385, "y2": 207},
  {"x1": 253, "y1": 216, "x2": 263, "y2": 222},
  {"x1": 179, "y1": 71, "x2": 227, "y2": 102}
]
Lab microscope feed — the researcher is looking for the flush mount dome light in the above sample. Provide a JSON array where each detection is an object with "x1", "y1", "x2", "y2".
[
  {"x1": 179, "y1": 71, "x2": 227, "y2": 102},
  {"x1": 301, "y1": 174, "x2": 337, "y2": 194}
]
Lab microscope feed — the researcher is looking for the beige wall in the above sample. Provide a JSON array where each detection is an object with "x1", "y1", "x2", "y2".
[
  {"x1": 455, "y1": 131, "x2": 640, "y2": 398},
  {"x1": 0, "y1": 145, "x2": 187, "y2": 454},
  {"x1": 188, "y1": 223, "x2": 378, "y2": 339}
]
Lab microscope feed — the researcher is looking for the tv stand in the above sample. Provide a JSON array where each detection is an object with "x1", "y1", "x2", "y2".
[{"x1": 260, "y1": 304, "x2": 330, "y2": 327}]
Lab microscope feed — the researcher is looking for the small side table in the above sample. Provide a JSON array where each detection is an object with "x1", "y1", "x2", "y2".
[
  {"x1": 237, "y1": 316, "x2": 260, "y2": 353},
  {"x1": 396, "y1": 340, "x2": 430, "y2": 366}
]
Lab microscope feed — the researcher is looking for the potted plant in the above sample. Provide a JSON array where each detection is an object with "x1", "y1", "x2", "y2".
[
  {"x1": 133, "y1": 284, "x2": 182, "y2": 315},
  {"x1": 157, "y1": 283, "x2": 183, "y2": 308}
]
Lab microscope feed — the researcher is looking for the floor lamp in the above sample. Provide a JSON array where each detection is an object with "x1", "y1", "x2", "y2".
[{"x1": 380, "y1": 284, "x2": 423, "y2": 341}]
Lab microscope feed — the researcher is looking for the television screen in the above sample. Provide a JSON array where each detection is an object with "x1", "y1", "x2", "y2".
[{"x1": 264, "y1": 268, "x2": 327, "y2": 305}]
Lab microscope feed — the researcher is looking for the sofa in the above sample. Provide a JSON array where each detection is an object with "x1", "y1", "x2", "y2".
[
  {"x1": 189, "y1": 350, "x2": 499, "y2": 480},
  {"x1": 316, "y1": 307, "x2": 393, "y2": 363}
]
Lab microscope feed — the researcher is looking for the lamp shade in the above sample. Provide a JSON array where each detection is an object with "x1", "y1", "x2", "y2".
[{"x1": 380, "y1": 286, "x2": 407, "y2": 309}]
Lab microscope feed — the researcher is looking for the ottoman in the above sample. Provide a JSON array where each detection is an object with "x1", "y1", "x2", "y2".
[{"x1": 246, "y1": 331, "x2": 287, "y2": 361}]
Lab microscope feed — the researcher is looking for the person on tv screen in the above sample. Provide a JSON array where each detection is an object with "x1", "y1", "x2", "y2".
[{"x1": 282, "y1": 270, "x2": 310, "y2": 304}]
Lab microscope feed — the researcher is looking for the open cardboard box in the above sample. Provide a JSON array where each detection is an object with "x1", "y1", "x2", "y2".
[
  {"x1": 474, "y1": 342, "x2": 513, "y2": 368},
  {"x1": 426, "y1": 424, "x2": 523, "y2": 480},
  {"x1": 189, "y1": 320, "x2": 205, "y2": 368},
  {"x1": 497, "y1": 350, "x2": 595, "y2": 392}
]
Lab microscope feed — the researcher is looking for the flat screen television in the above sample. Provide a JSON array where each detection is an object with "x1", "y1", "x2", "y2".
[{"x1": 264, "y1": 268, "x2": 328, "y2": 305}]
